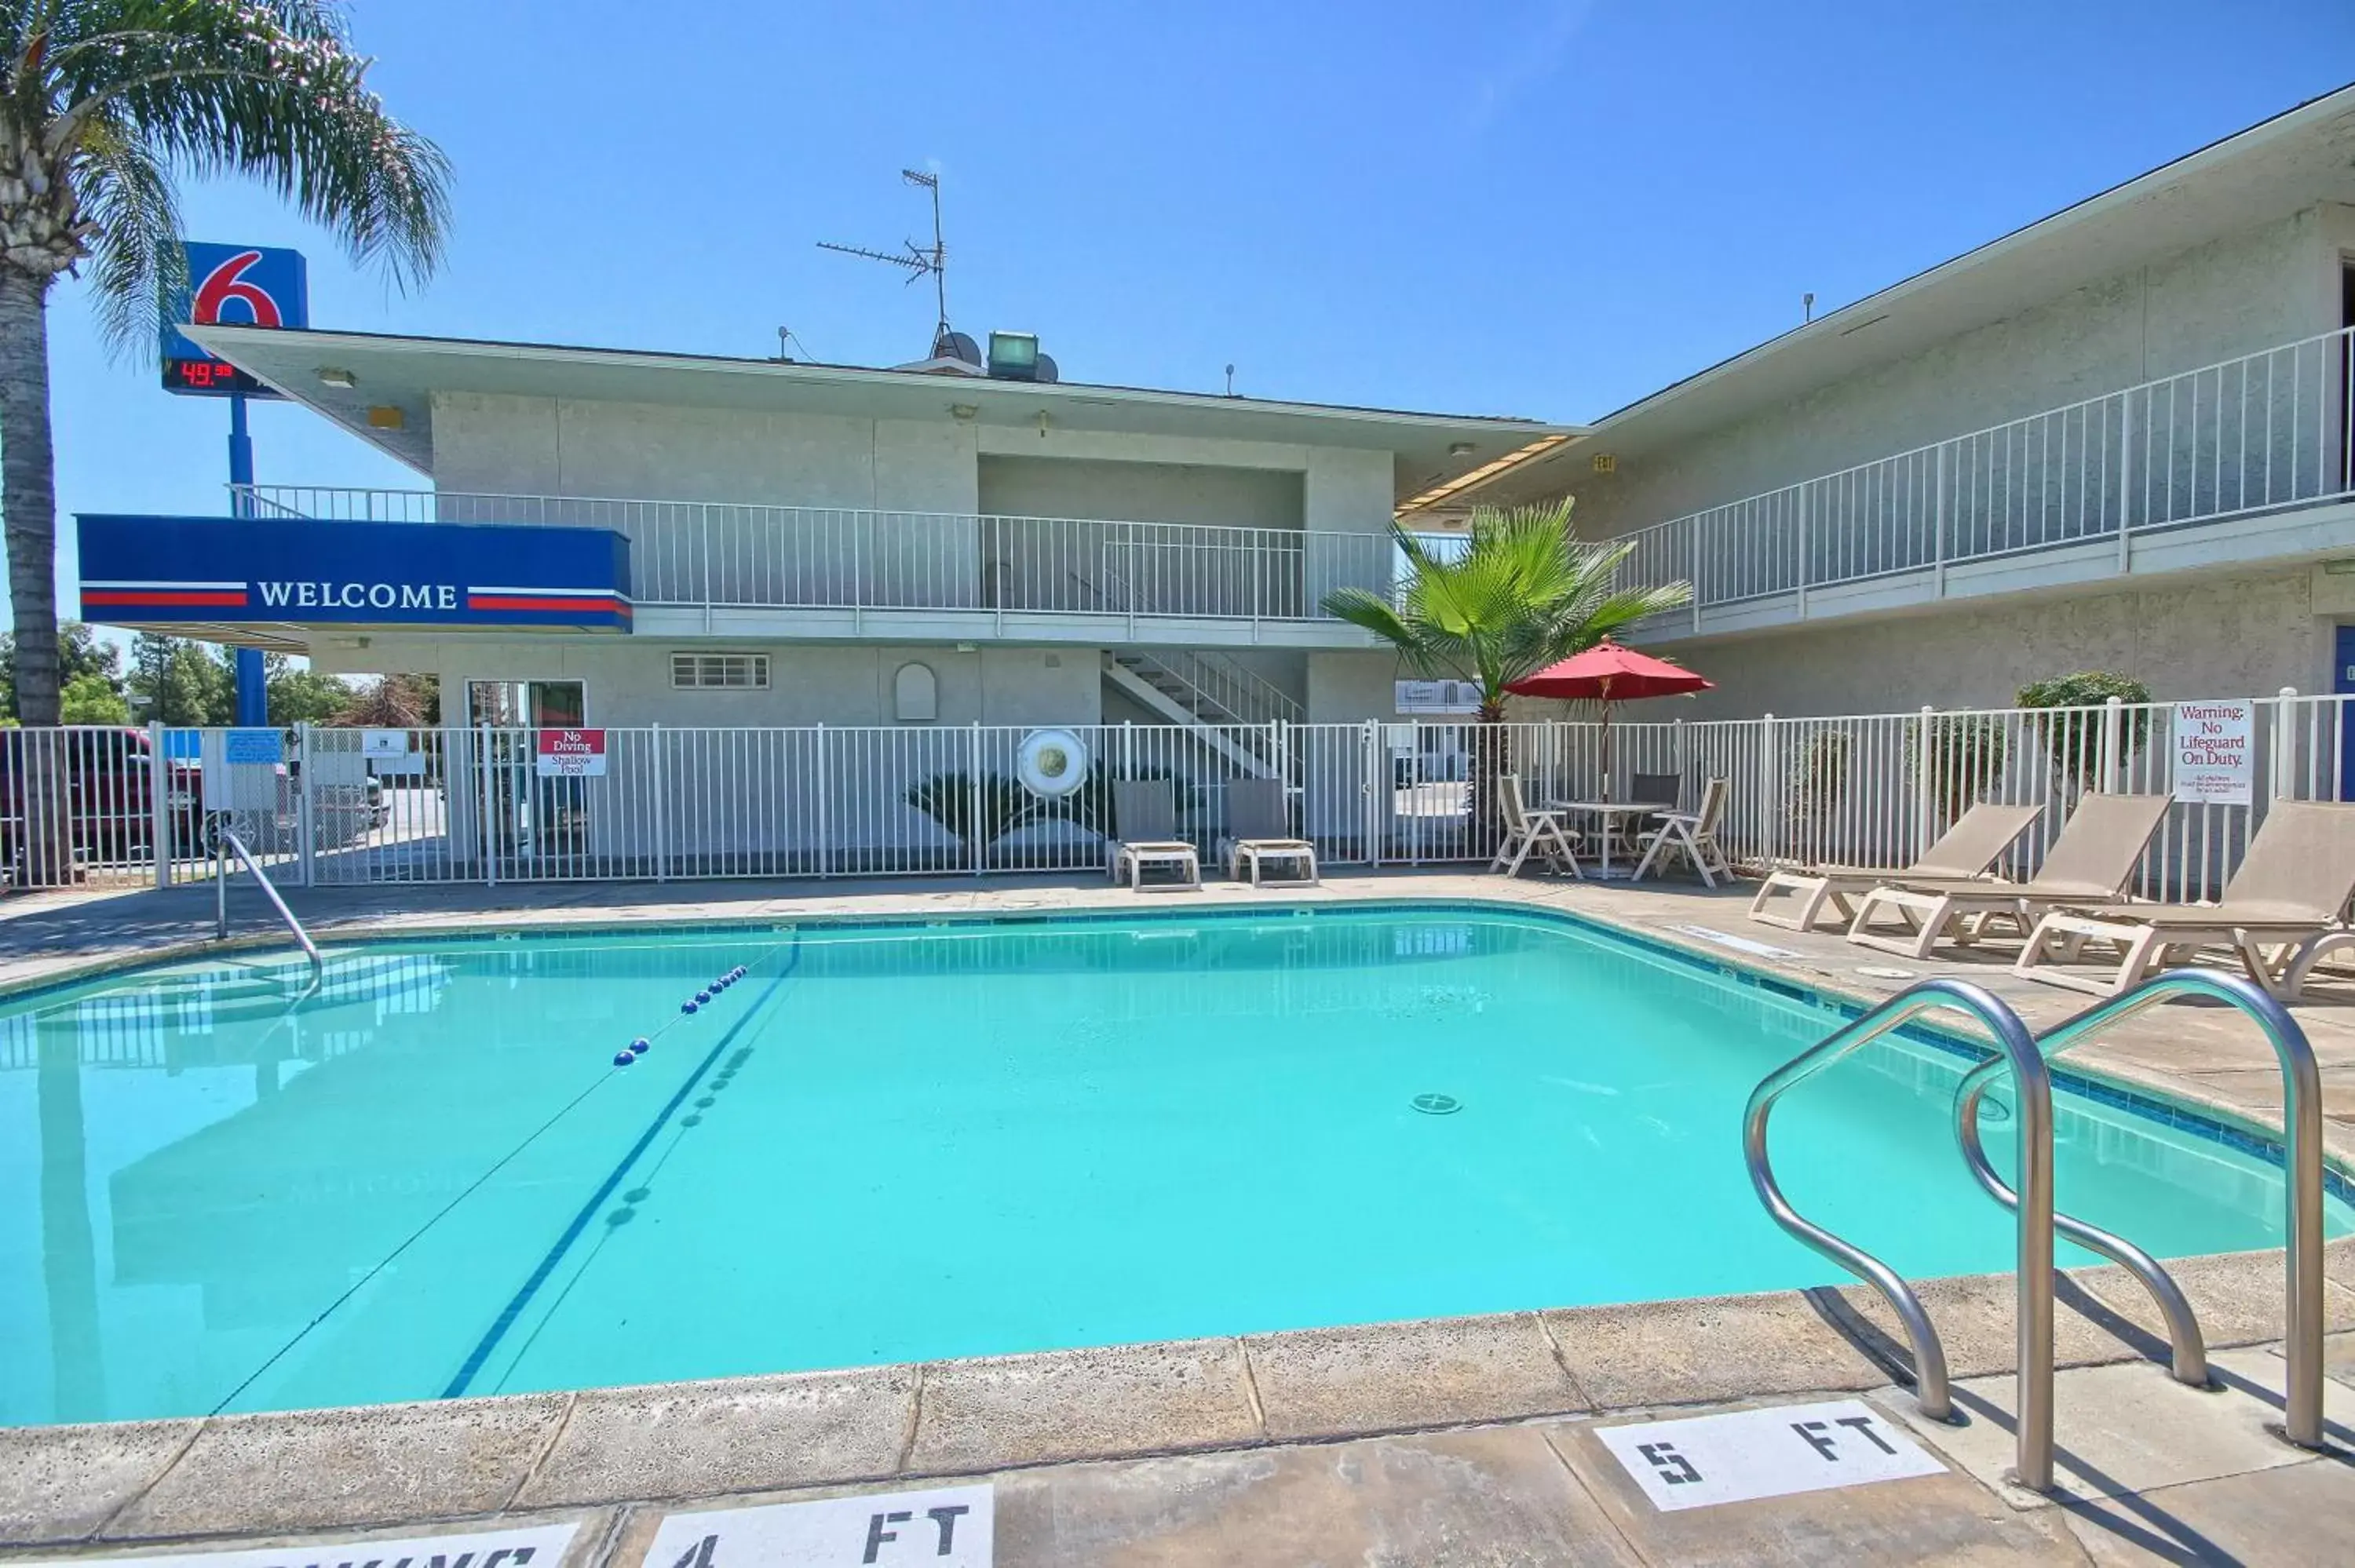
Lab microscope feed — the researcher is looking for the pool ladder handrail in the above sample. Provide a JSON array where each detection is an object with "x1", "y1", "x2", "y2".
[
  {"x1": 1744, "y1": 977, "x2": 2057, "y2": 1490},
  {"x1": 1953, "y1": 968, "x2": 2328, "y2": 1449},
  {"x1": 214, "y1": 826, "x2": 323, "y2": 979}
]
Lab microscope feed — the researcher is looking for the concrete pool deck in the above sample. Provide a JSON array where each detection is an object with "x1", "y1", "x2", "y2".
[{"x1": 5, "y1": 868, "x2": 2355, "y2": 1563}]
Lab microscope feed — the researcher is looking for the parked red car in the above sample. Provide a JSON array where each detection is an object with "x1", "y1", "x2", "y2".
[{"x1": 0, "y1": 727, "x2": 206, "y2": 875}]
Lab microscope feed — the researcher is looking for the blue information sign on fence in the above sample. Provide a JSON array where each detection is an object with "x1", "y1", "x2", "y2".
[{"x1": 224, "y1": 729, "x2": 284, "y2": 765}]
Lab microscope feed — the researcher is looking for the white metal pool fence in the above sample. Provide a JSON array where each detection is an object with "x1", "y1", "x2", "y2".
[{"x1": 0, "y1": 690, "x2": 2346, "y2": 898}]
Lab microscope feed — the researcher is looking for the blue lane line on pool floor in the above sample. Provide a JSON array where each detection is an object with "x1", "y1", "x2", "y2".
[{"x1": 440, "y1": 933, "x2": 803, "y2": 1399}]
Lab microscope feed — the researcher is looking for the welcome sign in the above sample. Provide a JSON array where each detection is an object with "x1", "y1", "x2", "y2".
[{"x1": 75, "y1": 515, "x2": 633, "y2": 631}]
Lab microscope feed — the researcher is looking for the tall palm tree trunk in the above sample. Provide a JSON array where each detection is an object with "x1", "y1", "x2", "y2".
[
  {"x1": 0, "y1": 266, "x2": 57, "y2": 724},
  {"x1": 0, "y1": 264, "x2": 72, "y2": 884}
]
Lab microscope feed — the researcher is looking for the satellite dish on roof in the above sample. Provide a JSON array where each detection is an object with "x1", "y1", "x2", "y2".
[
  {"x1": 934, "y1": 329, "x2": 981, "y2": 368},
  {"x1": 1034, "y1": 352, "x2": 1058, "y2": 385}
]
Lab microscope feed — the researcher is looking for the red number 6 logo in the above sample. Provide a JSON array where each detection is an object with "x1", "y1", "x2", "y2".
[{"x1": 192, "y1": 251, "x2": 283, "y2": 328}]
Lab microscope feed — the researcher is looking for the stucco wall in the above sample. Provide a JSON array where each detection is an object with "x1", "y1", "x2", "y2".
[
  {"x1": 977, "y1": 456, "x2": 1302, "y2": 528},
  {"x1": 334, "y1": 636, "x2": 1103, "y2": 729},
  {"x1": 1561, "y1": 207, "x2": 2344, "y2": 540},
  {"x1": 427, "y1": 393, "x2": 981, "y2": 512},
  {"x1": 429, "y1": 392, "x2": 1398, "y2": 535},
  {"x1": 1656, "y1": 567, "x2": 2336, "y2": 719}
]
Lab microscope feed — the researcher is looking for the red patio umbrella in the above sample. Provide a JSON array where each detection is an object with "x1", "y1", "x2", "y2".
[{"x1": 1505, "y1": 639, "x2": 1714, "y2": 801}]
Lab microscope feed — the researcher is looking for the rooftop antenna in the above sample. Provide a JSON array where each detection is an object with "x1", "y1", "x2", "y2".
[
  {"x1": 1803, "y1": 291, "x2": 1816, "y2": 323},
  {"x1": 1225, "y1": 363, "x2": 1235, "y2": 396},
  {"x1": 820, "y1": 168, "x2": 951, "y2": 345}
]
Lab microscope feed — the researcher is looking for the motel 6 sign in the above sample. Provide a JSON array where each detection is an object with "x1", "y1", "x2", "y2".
[{"x1": 159, "y1": 241, "x2": 308, "y2": 397}]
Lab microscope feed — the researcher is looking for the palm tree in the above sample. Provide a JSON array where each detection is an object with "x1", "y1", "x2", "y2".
[
  {"x1": 1321, "y1": 498, "x2": 1692, "y2": 841},
  {"x1": 1, "y1": 2, "x2": 451, "y2": 727}
]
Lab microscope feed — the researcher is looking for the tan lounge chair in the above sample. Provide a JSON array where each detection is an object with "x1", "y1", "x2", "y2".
[
  {"x1": 1748, "y1": 801, "x2": 2043, "y2": 932},
  {"x1": 1846, "y1": 792, "x2": 2172, "y2": 959},
  {"x1": 1106, "y1": 778, "x2": 1200, "y2": 892},
  {"x1": 1491, "y1": 773, "x2": 1582, "y2": 878},
  {"x1": 1632, "y1": 776, "x2": 1732, "y2": 887},
  {"x1": 1217, "y1": 777, "x2": 1318, "y2": 886},
  {"x1": 2014, "y1": 800, "x2": 2355, "y2": 998}
]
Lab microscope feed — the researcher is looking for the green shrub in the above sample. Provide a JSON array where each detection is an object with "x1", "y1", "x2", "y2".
[
  {"x1": 1784, "y1": 728, "x2": 1851, "y2": 830},
  {"x1": 904, "y1": 771, "x2": 1036, "y2": 855},
  {"x1": 1908, "y1": 714, "x2": 2010, "y2": 823},
  {"x1": 2017, "y1": 672, "x2": 2152, "y2": 794}
]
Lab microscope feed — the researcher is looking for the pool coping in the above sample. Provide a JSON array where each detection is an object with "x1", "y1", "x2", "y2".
[
  {"x1": 7, "y1": 1242, "x2": 2353, "y2": 1548},
  {"x1": 5, "y1": 892, "x2": 2353, "y2": 1547}
]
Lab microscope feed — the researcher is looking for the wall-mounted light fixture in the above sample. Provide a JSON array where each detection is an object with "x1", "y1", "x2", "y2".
[{"x1": 316, "y1": 367, "x2": 357, "y2": 388}]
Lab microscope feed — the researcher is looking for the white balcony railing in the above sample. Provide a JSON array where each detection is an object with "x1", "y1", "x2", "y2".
[
  {"x1": 236, "y1": 486, "x2": 1397, "y2": 625},
  {"x1": 1615, "y1": 325, "x2": 2355, "y2": 618}
]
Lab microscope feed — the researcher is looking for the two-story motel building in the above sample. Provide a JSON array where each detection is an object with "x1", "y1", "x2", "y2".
[
  {"x1": 74, "y1": 82, "x2": 2355, "y2": 865},
  {"x1": 1433, "y1": 82, "x2": 2355, "y2": 717}
]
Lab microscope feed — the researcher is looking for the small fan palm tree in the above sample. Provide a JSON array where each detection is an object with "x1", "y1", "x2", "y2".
[
  {"x1": 1324, "y1": 499, "x2": 1692, "y2": 719},
  {"x1": 1322, "y1": 498, "x2": 1692, "y2": 841},
  {"x1": 1, "y1": 2, "x2": 451, "y2": 727}
]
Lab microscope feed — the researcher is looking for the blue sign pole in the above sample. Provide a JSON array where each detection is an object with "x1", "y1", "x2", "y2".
[{"x1": 228, "y1": 394, "x2": 268, "y2": 726}]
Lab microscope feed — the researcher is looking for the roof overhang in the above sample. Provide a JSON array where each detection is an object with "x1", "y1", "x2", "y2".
[
  {"x1": 189, "y1": 323, "x2": 1583, "y2": 505},
  {"x1": 1460, "y1": 80, "x2": 2355, "y2": 509}
]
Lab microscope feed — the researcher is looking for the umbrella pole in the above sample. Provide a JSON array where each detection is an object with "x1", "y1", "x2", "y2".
[{"x1": 1600, "y1": 699, "x2": 1613, "y2": 804}]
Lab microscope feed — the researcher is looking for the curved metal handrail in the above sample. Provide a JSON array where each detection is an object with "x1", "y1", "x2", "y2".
[
  {"x1": 214, "y1": 827, "x2": 323, "y2": 979},
  {"x1": 1746, "y1": 977, "x2": 2056, "y2": 1490},
  {"x1": 1955, "y1": 968, "x2": 2326, "y2": 1448},
  {"x1": 1955, "y1": 1067, "x2": 2207, "y2": 1386}
]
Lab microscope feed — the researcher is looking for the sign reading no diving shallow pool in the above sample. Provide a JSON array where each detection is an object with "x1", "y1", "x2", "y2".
[
  {"x1": 1597, "y1": 1399, "x2": 1944, "y2": 1511},
  {"x1": 645, "y1": 1484, "x2": 992, "y2": 1567},
  {"x1": 9, "y1": 1522, "x2": 579, "y2": 1568}
]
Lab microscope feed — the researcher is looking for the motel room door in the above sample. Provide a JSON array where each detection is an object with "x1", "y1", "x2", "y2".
[
  {"x1": 2338, "y1": 625, "x2": 2354, "y2": 804},
  {"x1": 467, "y1": 679, "x2": 590, "y2": 864}
]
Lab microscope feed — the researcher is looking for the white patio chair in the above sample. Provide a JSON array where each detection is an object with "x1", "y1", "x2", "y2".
[
  {"x1": 1632, "y1": 776, "x2": 1732, "y2": 887},
  {"x1": 1490, "y1": 772, "x2": 1582, "y2": 879}
]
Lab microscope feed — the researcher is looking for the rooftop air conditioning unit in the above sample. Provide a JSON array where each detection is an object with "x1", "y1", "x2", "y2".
[{"x1": 987, "y1": 330, "x2": 1058, "y2": 383}]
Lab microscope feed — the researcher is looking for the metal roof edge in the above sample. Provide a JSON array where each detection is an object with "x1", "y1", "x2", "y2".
[{"x1": 187, "y1": 323, "x2": 1583, "y2": 439}]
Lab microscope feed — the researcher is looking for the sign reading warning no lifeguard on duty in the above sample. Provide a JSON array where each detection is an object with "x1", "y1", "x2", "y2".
[{"x1": 2172, "y1": 700, "x2": 2253, "y2": 806}]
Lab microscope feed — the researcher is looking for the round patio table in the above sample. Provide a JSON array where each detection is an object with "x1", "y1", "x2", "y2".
[{"x1": 1543, "y1": 799, "x2": 1674, "y2": 879}]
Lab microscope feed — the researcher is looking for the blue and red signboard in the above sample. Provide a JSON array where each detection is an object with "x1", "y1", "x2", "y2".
[
  {"x1": 159, "y1": 242, "x2": 309, "y2": 398},
  {"x1": 74, "y1": 516, "x2": 633, "y2": 631}
]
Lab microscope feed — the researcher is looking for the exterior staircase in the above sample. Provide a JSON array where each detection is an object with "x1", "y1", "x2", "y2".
[{"x1": 1100, "y1": 651, "x2": 1303, "y2": 781}]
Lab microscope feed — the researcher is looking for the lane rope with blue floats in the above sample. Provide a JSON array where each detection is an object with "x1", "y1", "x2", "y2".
[{"x1": 440, "y1": 929, "x2": 806, "y2": 1398}]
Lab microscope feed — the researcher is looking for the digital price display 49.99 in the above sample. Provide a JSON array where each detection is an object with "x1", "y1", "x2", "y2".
[{"x1": 162, "y1": 356, "x2": 271, "y2": 397}]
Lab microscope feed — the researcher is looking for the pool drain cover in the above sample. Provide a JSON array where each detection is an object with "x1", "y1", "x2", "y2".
[{"x1": 1411, "y1": 1092, "x2": 1462, "y2": 1116}]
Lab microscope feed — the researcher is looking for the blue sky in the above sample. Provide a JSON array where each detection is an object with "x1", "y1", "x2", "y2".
[{"x1": 35, "y1": 1, "x2": 2355, "y2": 639}]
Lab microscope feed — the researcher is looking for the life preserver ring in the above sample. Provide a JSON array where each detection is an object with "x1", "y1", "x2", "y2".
[{"x1": 1017, "y1": 728, "x2": 1090, "y2": 798}]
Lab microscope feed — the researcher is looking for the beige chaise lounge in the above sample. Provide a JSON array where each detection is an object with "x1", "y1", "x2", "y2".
[
  {"x1": 1107, "y1": 779, "x2": 1201, "y2": 892},
  {"x1": 1748, "y1": 801, "x2": 2043, "y2": 932},
  {"x1": 1846, "y1": 792, "x2": 2173, "y2": 960},
  {"x1": 2013, "y1": 799, "x2": 2355, "y2": 998},
  {"x1": 1217, "y1": 777, "x2": 1319, "y2": 886}
]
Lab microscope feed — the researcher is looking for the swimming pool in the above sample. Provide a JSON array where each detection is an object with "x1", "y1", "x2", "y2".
[{"x1": 2, "y1": 904, "x2": 2345, "y2": 1427}]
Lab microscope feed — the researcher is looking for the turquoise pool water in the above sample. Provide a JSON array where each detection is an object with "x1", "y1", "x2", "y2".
[{"x1": 2, "y1": 906, "x2": 2345, "y2": 1427}]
